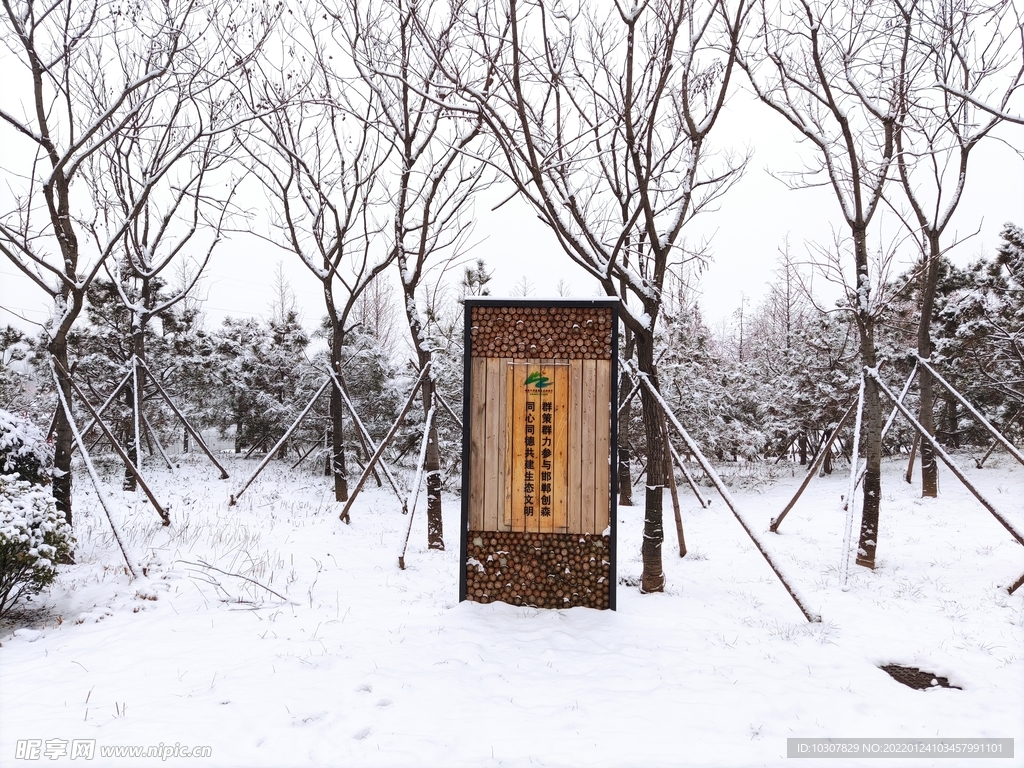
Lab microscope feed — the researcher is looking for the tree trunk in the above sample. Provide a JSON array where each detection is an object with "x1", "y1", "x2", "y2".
[
  {"x1": 49, "y1": 338, "x2": 74, "y2": 527},
  {"x1": 617, "y1": 371, "x2": 633, "y2": 506},
  {"x1": 637, "y1": 333, "x2": 666, "y2": 593},
  {"x1": 854, "y1": 231, "x2": 884, "y2": 570},
  {"x1": 798, "y1": 432, "x2": 807, "y2": 465},
  {"x1": 330, "y1": 335, "x2": 348, "y2": 502},
  {"x1": 421, "y1": 374, "x2": 444, "y2": 550},
  {"x1": 916, "y1": 232, "x2": 942, "y2": 497}
]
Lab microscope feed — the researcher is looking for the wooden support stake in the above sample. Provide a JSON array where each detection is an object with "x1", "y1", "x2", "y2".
[
  {"x1": 244, "y1": 435, "x2": 270, "y2": 460},
  {"x1": 617, "y1": 378, "x2": 641, "y2": 418},
  {"x1": 840, "y1": 375, "x2": 866, "y2": 585},
  {"x1": 398, "y1": 406, "x2": 436, "y2": 570},
  {"x1": 325, "y1": 367, "x2": 403, "y2": 503},
  {"x1": 1008, "y1": 571, "x2": 1024, "y2": 595},
  {"x1": 632, "y1": 365, "x2": 820, "y2": 623},
  {"x1": 290, "y1": 440, "x2": 322, "y2": 470},
  {"x1": 53, "y1": 359, "x2": 170, "y2": 526},
  {"x1": 76, "y1": 366, "x2": 132, "y2": 444},
  {"x1": 49, "y1": 361, "x2": 138, "y2": 577},
  {"x1": 229, "y1": 377, "x2": 332, "y2": 506},
  {"x1": 771, "y1": 400, "x2": 856, "y2": 532},
  {"x1": 844, "y1": 364, "x2": 919, "y2": 511},
  {"x1": 869, "y1": 369, "x2": 1024, "y2": 548},
  {"x1": 664, "y1": 424, "x2": 686, "y2": 558},
  {"x1": 905, "y1": 432, "x2": 920, "y2": 483},
  {"x1": 917, "y1": 355, "x2": 1024, "y2": 468},
  {"x1": 667, "y1": 439, "x2": 708, "y2": 509},
  {"x1": 433, "y1": 390, "x2": 463, "y2": 431},
  {"x1": 140, "y1": 359, "x2": 229, "y2": 479},
  {"x1": 339, "y1": 364, "x2": 430, "y2": 523},
  {"x1": 141, "y1": 411, "x2": 174, "y2": 471}
]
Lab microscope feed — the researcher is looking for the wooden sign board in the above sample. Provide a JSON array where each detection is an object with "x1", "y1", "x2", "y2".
[{"x1": 460, "y1": 300, "x2": 618, "y2": 610}]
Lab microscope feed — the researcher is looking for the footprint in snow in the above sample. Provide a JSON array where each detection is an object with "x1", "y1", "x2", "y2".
[
  {"x1": 353, "y1": 727, "x2": 372, "y2": 740},
  {"x1": 375, "y1": 698, "x2": 392, "y2": 707}
]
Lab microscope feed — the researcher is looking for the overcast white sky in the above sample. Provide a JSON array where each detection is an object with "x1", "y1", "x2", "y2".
[{"x1": 2, "y1": 82, "x2": 1022, "y2": 342}]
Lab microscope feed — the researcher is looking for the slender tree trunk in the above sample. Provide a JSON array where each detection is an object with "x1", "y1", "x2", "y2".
[
  {"x1": 123, "y1": 324, "x2": 147, "y2": 491},
  {"x1": 854, "y1": 231, "x2": 883, "y2": 570},
  {"x1": 49, "y1": 337, "x2": 74, "y2": 527},
  {"x1": 330, "y1": 333, "x2": 348, "y2": 502},
  {"x1": 420, "y1": 372, "x2": 444, "y2": 550},
  {"x1": 917, "y1": 232, "x2": 941, "y2": 497},
  {"x1": 637, "y1": 332, "x2": 665, "y2": 593},
  {"x1": 798, "y1": 432, "x2": 808, "y2": 465},
  {"x1": 617, "y1": 371, "x2": 634, "y2": 506}
]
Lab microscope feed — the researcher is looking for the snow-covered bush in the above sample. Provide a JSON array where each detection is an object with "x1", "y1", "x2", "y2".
[
  {"x1": 0, "y1": 474, "x2": 73, "y2": 618},
  {"x1": 0, "y1": 409, "x2": 51, "y2": 487}
]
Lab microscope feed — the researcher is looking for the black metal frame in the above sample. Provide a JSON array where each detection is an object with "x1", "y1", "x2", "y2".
[{"x1": 460, "y1": 298, "x2": 620, "y2": 610}]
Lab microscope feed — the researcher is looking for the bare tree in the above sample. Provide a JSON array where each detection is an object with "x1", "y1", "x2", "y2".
[
  {"x1": 936, "y1": 3, "x2": 1024, "y2": 125},
  {"x1": 239, "y1": 10, "x2": 393, "y2": 502},
  {"x1": 342, "y1": 0, "x2": 494, "y2": 549},
  {"x1": 742, "y1": 0, "x2": 911, "y2": 568},
  {"x1": 92, "y1": 69, "x2": 245, "y2": 491},
  {"x1": 432, "y1": 0, "x2": 749, "y2": 590},
  {"x1": 893, "y1": 0, "x2": 1024, "y2": 497},
  {"x1": 0, "y1": 0, "x2": 267, "y2": 524}
]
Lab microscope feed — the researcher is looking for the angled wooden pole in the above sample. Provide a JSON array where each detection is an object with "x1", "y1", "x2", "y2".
[
  {"x1": 844, "y1": 363, "x2": 918, "y2": 511},
  {"x1": 905, "y1": 432, "x2": 920, "y2": 483},
  {"x1": 398, "y1": 406, "x2": 436, "y2": 570},
  {"x1": 617, "y1": 378, "x2": 641, "y2": 418},
  {"x1": 76, "y1": 366, "x2": 132, "y2": 444},
  {"x1": 771, "y1": 400, "x2": 856, "y2": 532},
  {"x1": 229, "y1": 377, "x2": 333, "y2": 506},
  {"x1": 49, "y1": 360, "x2": 138, "y2": 577},
  {"x1": 664, "y1": 423, "x2": 686, "y2": 557},
  {"x1": 339, "y1": 364, "x2": 430, "y2": 523},
  {"x1": 139, "y1": 359, "x2": 229, "y2": 479},
  {"x1": 53, "y1": 359, "x2": 170, "y2": 526},
  {"x1": 916, "y1": 355, "x2": 1024, "y2": 468},
  {"x1": 325, "y1": 367, "x2": 403, "y2": 501},
  {"x1": 141, "y1": 411, "x2": 174, "y2": 470},
  {"x1": 667, "y1": 439, "x2": 708, "y2": 509},
  {"x1": 632, "y1": 364, "x2": 820, "y2": 623},
  {"x1": 290, "y1": 440, "x2": 322, "y2": 470},
  {"x1": 1008, "y1": 571, "x2": 1024, "y2": 595},
  {"x1": 840, "y1": 375, "x2": 866, "y2": 586},
  {"x1": 869, "y1": 369, "x2": 1024, "y2": 548},
  {"x1": 433, "y1": 390, "x2": 463, "y2": 430}
]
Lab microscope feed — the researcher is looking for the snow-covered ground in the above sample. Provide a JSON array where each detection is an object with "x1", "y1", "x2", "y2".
[{"x1": 2, "y1": 452, "x2": 1022, "y2": 767}]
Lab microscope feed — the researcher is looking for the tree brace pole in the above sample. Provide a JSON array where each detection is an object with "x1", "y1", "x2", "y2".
[
  {"x1": 771, "y1": 399, "x2": 857, "y2": 532},
  {"x1": 869, "y1": 369, "x2": 1024, "y2": 593},
  {"x1": 53, "y1": 359, "x2": 170, "y2": 526},
  {"x1": 139, "y1": 359, "x2": 229, "y2": 479},
  {"x1": 632, "y1": 364, "x2": 820, "y2": 623},
  {"x1": 398, "y1": 406, "x2": 437, "y2": 570},
  {"x1": 324, "y1": 367, "x2": 404, "y2": 503},
  {"x1": 339, "y1": 364, "x2": 431, "y2": 523},
  {"x1": 916, "y1": 355, "x2": 1024, "y2": 468},
  {"x1": 229, "y1": 377, "x2": 332, "y2": 506},
  {"x1": 49, "y1": 361, "x2": 138, "y2": 577}
]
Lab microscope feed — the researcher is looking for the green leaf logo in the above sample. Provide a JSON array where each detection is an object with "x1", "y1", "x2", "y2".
[{"x1": 524, "y1": 371, "x2": 552, "y2": 389}]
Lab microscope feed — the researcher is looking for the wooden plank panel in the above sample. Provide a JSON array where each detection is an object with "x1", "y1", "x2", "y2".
[
  {"x1": 468, "y1": 358, "x2": 487, "y2": 531},
  {"x1": 553, "y1": 362, "x2": 569, "y2": 532},
  {"x1": 509, "y1": 360, "x2": 526, "y2": 532},
  {"x1": 595, "y1": 359, "x2": 611, "y2": 535},
  {"x1": 497, "y1": 358, "x2": 509, "y2": 532},
  {"x1": 567, "y1": 360, "x2": 583, "y2": 534},
  {"x1": 502, "y1": 359, "x2": 513, "y2": 531},
  {"x1": 581, "y1": 358, "x2": 597, "y2": 533},
  {"x1": 538, "y1": 360, "x2": 555, "y2": 534},
  {"x1": 483, "y1": 357, "x2": 501, "y2": 532}
]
